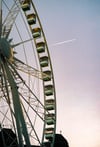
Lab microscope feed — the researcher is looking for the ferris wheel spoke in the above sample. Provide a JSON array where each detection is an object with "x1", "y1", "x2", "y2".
[
  {"x1": 0, "y1": 59, "x2": 16, "y2": 129},
  {"x1": 21, "y1": 102, "x2": 41, "y2": 145},
  {"x1": 7, "y1": 59, "x2": 45, "y2": 120},
  {"x1": 19, "y1": 92, "x2": 44, "y2": 121},
  {"x1": 2, "y1": 0, "x2": 20, "y2": 38},
  {"x1": 1, "y1": 62, "x2": 11, "y2": 102},
  {"x1": 12, "y1": 38, "x2": 34, "y2": 48},
  {"x1": 12, "y1": 57, "x2": 49, "y2": 80},
  {"x1": 0, "y1": 109, "x2": 12, "y2": 123},
  {"x1": 0, "y1": 0, "x2": 2, "y2": 38}
]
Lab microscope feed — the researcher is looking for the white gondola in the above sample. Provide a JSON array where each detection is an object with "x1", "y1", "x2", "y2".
[
  {"x1": 45, "y1": 127, "x2": 54, "y2": 133},
  {"x1": 32, "y1": 28, "x2": 41, "y2": 38},
  {"x1": 45, "y1": 113, "x2": 55, "y2": 125},
  {"x1": 36, "y1": 42, "x2": 45, "y2": 53},
  {"x1": 45, "y1": 99, "x2": 55, "y2": 110},
  {"x1": 44, "y1": 127, "x2": 54, "y2": 140},
  {"x1": 43, "y1": 70, "x2": 51, "y2": 81},
  {"x1": 40, "y1": 56, "x2": 48, "y2": 67},
  {"x1": 44, "y1": 85, "x2": 53, "y2": 96},
  {"x1": 21, "y1": 0, "x2": 31, "y2": 11},
  {"x1": 27, "y1": 13, "x2": 36, "y2": 25}
]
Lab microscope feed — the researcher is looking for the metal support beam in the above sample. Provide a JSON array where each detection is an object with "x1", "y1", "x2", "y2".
[{"x1": 3, "y1": 60, "x2": 31, "y2": 147}]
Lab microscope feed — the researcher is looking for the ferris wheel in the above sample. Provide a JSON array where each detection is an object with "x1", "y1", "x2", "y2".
[{"x1": 0, "y1": 0, "x2": 56, "y2": 146}]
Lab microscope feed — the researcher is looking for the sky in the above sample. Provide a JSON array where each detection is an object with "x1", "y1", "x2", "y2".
[
  {"x1": 1, "y1": 0, "x2": 100, "y2": 147},
  {"x1": 33, "y1": 1, "x2": 100, "y2": 147}
]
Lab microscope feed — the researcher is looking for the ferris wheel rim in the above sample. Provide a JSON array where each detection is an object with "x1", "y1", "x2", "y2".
[{"x1": 0, "y1": 0, "x2": 57, "y2": 146}]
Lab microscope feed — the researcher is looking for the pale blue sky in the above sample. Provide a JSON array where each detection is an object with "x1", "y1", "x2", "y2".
[
  {"x1": 2, "y1": 0, "x2": 100, "y2": 147},
  {"x1": 34, "y1": 1, "x2": 100, "y2": 147}
]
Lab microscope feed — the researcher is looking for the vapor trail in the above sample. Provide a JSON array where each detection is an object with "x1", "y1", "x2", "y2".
[{"x1": 51, "y1": 38, "x2": 76, "y2": 46}]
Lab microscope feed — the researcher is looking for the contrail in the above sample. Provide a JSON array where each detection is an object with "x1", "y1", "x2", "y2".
[{"x1": 51, "y1": 38, "x2": 76, "y2": 47}]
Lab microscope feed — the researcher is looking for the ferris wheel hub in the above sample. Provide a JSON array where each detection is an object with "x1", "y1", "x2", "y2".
[{"x1": 0, "y1": 38, "x2": 14, "y2": 61}]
